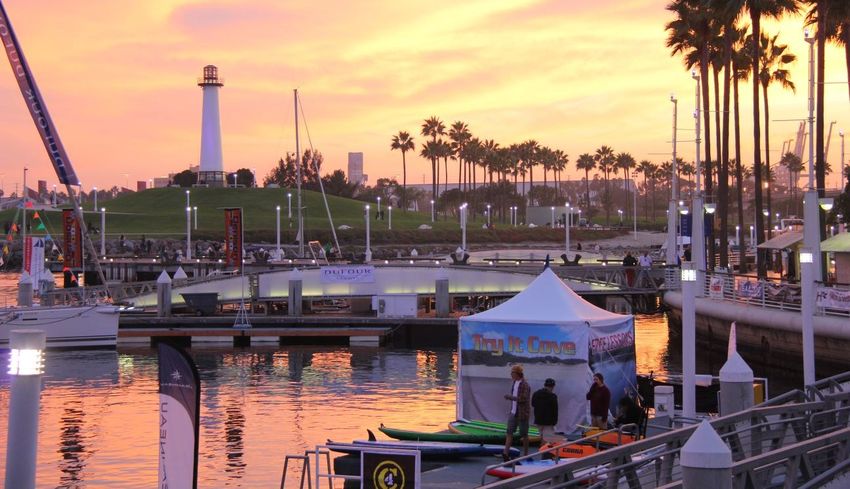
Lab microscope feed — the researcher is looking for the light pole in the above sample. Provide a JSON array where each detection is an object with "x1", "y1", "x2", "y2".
[
  {"x1": 679, "y1": 203, "x2": 689, "y2": 261},
  {"x1": 388, "y1": 205, "x2": 392, "y2": 230},
  {"x1": 93, "y1": 186, "x2": 98, "y2": 212},
  {"x1": 275, "y1": 205, "x2": 281, "y2": 260},
  {"x1": 430, "y1": 199, "x2": 435, "y2": 223},
  {"x1": 100, "y1": 208, "x2": 106, "y2": 256},
  {"x1": 377, "y1": 196, "x2": 382, "y2": 219},
  {"x1": 735, "y1": 225, "x2": 741, "y2": 250},
  {"x1": 186, "y1": 206, "x2": 192, "y2": 260},
  {"x1": 551, "y1": 206, "x2": 556, "y2": 228},
  {"x1": 287, "y1": 192, "x2": 292, "y2": 228},
  {"x1": 193, "y1": 206, "x2": 198, "y2": 230},
  {"x1": 364, "y1": 205, "x2": 372, "y2": 262},
  {"x1": 681, "y1": 262, "x2": 697, "y2": 419},
  {"x1": 803, "y1": 31, "x2": 822, "y2": 282},
  {"x1": 4, "y1": 330, "x2": 46, "y2": 489},
  {"x1": 565, "y1": 202, "x2": 571, "y2": 259},
  {"x1": 691, "y1": 69, "x2": 706, "y2": 283},
  {"x1": 486, "y1": 204, "x2": 491, "y2": 228},
  {"x1": 460, "y1": 203, "x2": 468, "y2": 251},
  {"x1": 618, "y1": 209, "x2": 623, "y2": 226},
  {"x1": 800, "y1": 247, "x2": 816, "y2": 386}
]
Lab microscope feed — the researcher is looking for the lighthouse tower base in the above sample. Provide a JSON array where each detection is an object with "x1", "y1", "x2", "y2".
[{"x1": 198, "y1": 171, "x2": 226, "y2": 187}]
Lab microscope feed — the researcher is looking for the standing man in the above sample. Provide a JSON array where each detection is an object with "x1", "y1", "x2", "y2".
[
  {"x1": 639, "y1": 250, "x2": 652, "y2": 268},
  {"x1": 532, "y1": 378, "x2": 559, "y2": 445},
  {"x1": 586, "y1": 373, "x2": 611, "y2": 429},
  {"x1": 503, "y1": 365, "x2": 530, "y2": 461}
]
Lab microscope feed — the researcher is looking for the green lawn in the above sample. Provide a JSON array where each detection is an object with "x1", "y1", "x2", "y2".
[{"x1": 2, "y1": 187, "x2": 623, "y2": 245}]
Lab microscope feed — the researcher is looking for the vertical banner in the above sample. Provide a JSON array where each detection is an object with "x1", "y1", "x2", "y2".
[
  {"x1": 680, "y1": 214, "x2": 692, "y2": 238},
  {"x1": 25, "y1": 237, "x2": 45, "y2": 288},
  {"x1": 158, "y1": 343, "x2": 200, "y2": 489},
  {"x1": 62, "y1": 209, "x2": 82, "y2": 268},
  {"x1": 23, "y1": 235, "x2": 31, "y2": 275},
  {"x1": 0, "y1": 2, "x2": 79, "y2": 185},
  {"x1": 224, "y1": 208, "x2": 243, "y2": 268},
  {"x1": 588, "y1": 319, "x2": 636, "y2": 415}
]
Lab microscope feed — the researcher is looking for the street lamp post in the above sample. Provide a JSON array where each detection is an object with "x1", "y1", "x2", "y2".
[
  {"x1": 735, "y1": 225, "x2": 741, "y2": 251},
  {"x1": 803, "y1": 31, "x2": 822, "y2": 282},
  {"x1": 4, "y1": 330, "x2": 46, "y2": 489},
  {"x1": 193, "y1": 206, "x2": 198, "y2": 230},
  {"x1": 681, "y1": 262, "x2": 697, "y2": 419},
  {"x1": 668, "y1": 93, "x2": 680, "y2": 266},
  {"x1": 460, "y1": 203, "x2": 468, "y2": 251},
  {"x1": 388, "y1": 206, "x2": 392, "y2": 230},
  {"x1": 618, "y1": 209, "x2": 623, "y2": 226},
  {"x1": 430, "y1": 200, "x2": 435, "y2": 223},
  {"x1": 486, "y1": 204, "x2": 491, "y2": 228},
  {"x1": 377, "y1": 197, "x2": 382, "y2": 219},
  {"x1": 364, "y1": 205, "x2": 372, "y2": 262},
  {"x1": 275, "y1": 205, "x2": 281, "y2": 260},
  {"x1": 186, "y1": 206, "x2": 192, "y2": 260},
  {"x1": 551, "y1": 206, "x2": 556, "y2": 228},
  {"x1": 565, "y1": 202, "x2": 571, "y2": 259},
  {"x1": 100, "y1": 208, "x2": 106, "y2": 256},
  {"x1": 287, "y1": 192, "x2": 292, "y2": 227},
  {"x1": 93, "y1": 187, "x2": 97, "y2": 212},
  {"x1": 800, "y1": 247, "x2": 816, "y2": 386},
  {"x1": 691, "y1": 69, "x2": 706, "y2": 284}
]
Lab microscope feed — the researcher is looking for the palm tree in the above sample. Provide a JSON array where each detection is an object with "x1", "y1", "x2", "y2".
[
  {"x1": 421, "y1": 116, "x2": 445, "y2": 206},
  {"x1": 553, "y1": 150, "x2": 569, "y2": 199},
  {"x1": 449, "y1": 121, "x2": 471, "y2": 193},
  {"x1": 779, "y1": 151, "x2": 804, "y2": 213},
  {"x1": 732, "y1": 25, "x2": 751, "y2": 272},
  {"x1": 595, "y1": 146, "x2": 616, "y2": 224},
  {"x1": 756, "y1": 31, "x2": 796, "y2": 236},
  {"x1": 390, "y1": 131, "x2": 415, "y2": 211},
  {"x1": 637, "y1": 160, "x2": 656, "y2": 221},
  {"x1": 576, "y1": 153, "x2": 596, "y2": 211},
  {"x1": 616, "y1": 152, "x2": 636, "y2": 225}
]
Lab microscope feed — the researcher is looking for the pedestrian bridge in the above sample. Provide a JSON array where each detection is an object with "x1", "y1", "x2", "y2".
[{"x1": 117, "y1": 264, "x2": 669, "y2": 309}]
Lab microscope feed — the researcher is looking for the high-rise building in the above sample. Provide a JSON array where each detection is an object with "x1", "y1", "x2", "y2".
[
  {"x1": 197, "y1": 65, "x2": 226, "y2": 187},
  {"x1": 348, "y1": 152, "x2": 368, "y2": 185}
]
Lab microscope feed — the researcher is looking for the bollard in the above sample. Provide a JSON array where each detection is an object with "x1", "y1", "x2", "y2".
[
  {"x1": 681, "y1": 420, "x2": 732, "y2": 489},
  {"x1": 653, "y1": 385, "x2": 674, "y2": 427},
  {"x1": 288, "y1": 269, "x2": 303, "y2": 317},
  {"x1": 156, "y1": 270, "x2": 172, "y2": 318},
  {"x1": 17, "y1": 272, "x2": 33, "y2": 307},
  {"x1": 719, "y1": 351, "x2": 754, "y2": 415},
  {"x1": 4, "y1": 330, "x2": 46, "y2": 489},
  {"x1": 435, "y1": 278, "x2": 450, "y2": 318}
]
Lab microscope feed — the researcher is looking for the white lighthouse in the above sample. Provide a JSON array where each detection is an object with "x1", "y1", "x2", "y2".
[{"x1": 197, "y1": 65, "x2": 225, "y2": 187}]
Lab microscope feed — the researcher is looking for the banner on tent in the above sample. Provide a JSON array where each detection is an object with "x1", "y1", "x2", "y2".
[
  {"x1": 224, "y1": 208, "x2": 242, "y2": 268},
  {"x1": 460, "y1": 321, "x2": 589, "y2": 366},
  {"x1": 589, "y1": 320, "x2": 637, "y2": 416}
]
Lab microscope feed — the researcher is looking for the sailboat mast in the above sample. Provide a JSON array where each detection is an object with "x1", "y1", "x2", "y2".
[{"x1": 295, "y1": 89, "x2": 304, "y2": 258}]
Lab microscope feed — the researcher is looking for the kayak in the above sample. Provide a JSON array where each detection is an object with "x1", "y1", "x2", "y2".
[
  {"x1": 486, "y1": 459, "x2": 601, "y2": 480},
  {"x1": 448, "y1": 419, "x2": 542, "y2": 444},
  {"x1": 379, "y1": 424, "x2": 508, "y2": 444},
  {"x1": 334, "y1": 440, "x2": 520, "y2": 458}
]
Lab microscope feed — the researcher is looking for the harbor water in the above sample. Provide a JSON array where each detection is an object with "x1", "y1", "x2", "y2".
[{"x1": 0, "y1": 272, "x2": 810, "y2": 487}]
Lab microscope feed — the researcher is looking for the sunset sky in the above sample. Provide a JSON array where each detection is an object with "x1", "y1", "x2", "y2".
[{"x1": 0, "y1": 0, "x2": 848, "y2": 193}]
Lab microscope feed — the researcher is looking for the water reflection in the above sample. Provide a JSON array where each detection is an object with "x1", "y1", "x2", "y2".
[{"x1": 58, "y1": 403, "x2": 86, "y2": 488}]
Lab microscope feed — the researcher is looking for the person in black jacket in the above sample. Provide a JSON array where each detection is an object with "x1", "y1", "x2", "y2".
[{"x1": 531, "y1": 378, "x2": 559, "y2": 444}]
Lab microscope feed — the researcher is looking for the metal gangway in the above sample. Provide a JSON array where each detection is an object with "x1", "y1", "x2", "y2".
[{"x1": 480, "y1": 371, "x2": 850, "y2": 488}]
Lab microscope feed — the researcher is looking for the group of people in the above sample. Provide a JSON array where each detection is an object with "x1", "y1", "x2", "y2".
[{"x1": 501, "y1": 365, "x2": 643, "y2": 461}]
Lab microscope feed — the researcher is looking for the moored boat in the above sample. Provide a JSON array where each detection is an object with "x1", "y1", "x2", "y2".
[
  {"x1": 378, "y1": 424, "x2": 507, "y2": 444},
  {"x1": 0, "y1": 304, "x2": 120, "y2": 348},
  {"x1": 449, "y1": 419, "x2": 543, "y2": 444}
]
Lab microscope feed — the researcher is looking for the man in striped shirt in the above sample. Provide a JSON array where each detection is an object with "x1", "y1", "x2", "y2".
[{"x1": 503, "y1": 364, "x2": 531, "y2": 461}]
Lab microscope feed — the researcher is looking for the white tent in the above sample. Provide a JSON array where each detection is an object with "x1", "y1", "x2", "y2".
[{"x1": 458, "y1": 268, "x2": 635, "y2": 433}]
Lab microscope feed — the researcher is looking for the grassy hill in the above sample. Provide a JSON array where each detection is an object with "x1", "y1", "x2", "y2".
[{"x1": 2, "y1": 187, "x2": 621, "y2": 245}]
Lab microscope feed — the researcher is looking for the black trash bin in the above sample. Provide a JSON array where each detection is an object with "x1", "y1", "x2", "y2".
[{"x1": 180, "y1": 293, "x2": 219, "y2": 316}]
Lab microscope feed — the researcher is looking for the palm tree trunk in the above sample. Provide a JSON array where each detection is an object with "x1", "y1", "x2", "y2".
[
  {"x1": 402, "y1": 152, "x2": 407, "y2": 212},
  {"x1": 458, "y1": 157, "x2": 463, "y2": 195},
  {"x1": 443, "y1": 157, "x2": 448, "y2": 198},
  {"x1": 845, "y1": 32, "x2": 850, "y2": 102},
  {"x1": 700, "y1": 53, "x2": 715, "y2": 269},
  {"x1": 763, "y1": 84, "x2": 773, "y2": 240},
  {"x1": 585, "y1": 170, "x2": 591, "y2": 211},
  {"x1": 643, "y1": 173, "x2": 649, "y2": 222},
  {"x1": 751, "y1": 7, "x2": 766, "y2": 278},
  {"x1": 431, "y1": 158, "x2": 437, "y2": 210},
  {"x1": 734, "y1": 75, "x2": 745, "y2": 273}
]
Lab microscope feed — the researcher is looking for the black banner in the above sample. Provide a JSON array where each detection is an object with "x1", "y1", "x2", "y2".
[
  {"x1": 158, "y1": 343, "x2": 200, "y2": 489},
  {"x1": 361, "y1": 451, "x2": 419, "y2": 489},
  {"x1": 0, "y1": 1, "x2": 80, "y2": 185}
]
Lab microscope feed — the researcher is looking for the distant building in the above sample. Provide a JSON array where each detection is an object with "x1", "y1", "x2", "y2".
[
  {"x1": 136, "y1": 180, "x2": 147, "y2": 192},
  {"x1": 153, "y1": 177, "x2": 171, "y2": 188},
  {"x1": 348, "y1": 152, "x2": 368, "y2": 185},
  {"x1": 37, "y1": 180, "x2": 47, "y2": 195}
]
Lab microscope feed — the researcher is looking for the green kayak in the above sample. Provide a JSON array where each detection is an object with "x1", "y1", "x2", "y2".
[
  {"x1": 378, "y1": 424, "x2": 508, "y2": 444},
  {"x1": 449, "y1": 419, "x2": 542, "y2": 443}
]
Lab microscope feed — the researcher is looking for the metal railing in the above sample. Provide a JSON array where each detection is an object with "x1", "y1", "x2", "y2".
[{"x1": 479, "y1": 391, "x2": 850, "y2": 488}]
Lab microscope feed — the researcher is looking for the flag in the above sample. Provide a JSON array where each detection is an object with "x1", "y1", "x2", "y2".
[
  {"x1": 24, "y1": 201, "x2": 33, "y2": 209},
  {"x1": 32, "y1": 211, "x2": 40, "y2": 220},
  {"x1": 158, "y1": 343, "x2": 200, "y2": 489},
  {"x1": 35, "y1": 222, "x2": 46, "y2": 231},
  {"x1": 10, "y1": 223, "x2": 18, "y2": 232}
]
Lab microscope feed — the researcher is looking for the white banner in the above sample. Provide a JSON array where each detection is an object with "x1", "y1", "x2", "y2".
[
  {"x1": 709, "y1": 276, "x2": 724, "y2": 299},
  {"x1": 320, "y1": 265, "x2": 375, "y2": 283},
  {"x1": 817, "y1": 287, "x2": 850, "y2": 311},
  {"x1": 737, "y1": 280, "x2": 762, "y2": 298},
  {"x1": 26, "y1": 238, "x2": 45, "y2": 292}
]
